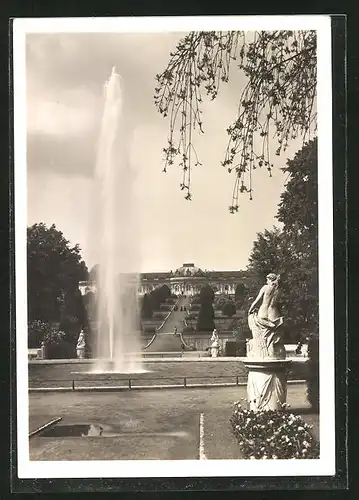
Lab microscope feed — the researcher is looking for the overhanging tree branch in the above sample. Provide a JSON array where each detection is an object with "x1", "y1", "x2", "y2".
[{"x1": 154, "y1": 30, "x2": 317, "y2": 212}]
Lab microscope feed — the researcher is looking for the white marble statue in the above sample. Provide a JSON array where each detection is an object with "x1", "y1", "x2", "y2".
[
  {"x1": 210, "y1": 329, "x2": 220, "y2": 358},
  {"x1": 246, "y1": 273, "x2": 288, "y2": 411},
  {"x1": 76, "y1": 329, "x2": 86, "y2": 359}
]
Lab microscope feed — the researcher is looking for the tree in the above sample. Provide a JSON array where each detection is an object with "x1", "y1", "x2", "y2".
[
  {"x1": 248, "y1": 226, "x2": 289, "y2": 282},
  {"x1": 58, "y1": 286, "x2": 88, "y2": 348},
  {"x1": 199, "y1": 284, "x2": 215, "y2": 303},
  {"x1": 196, "y1": 304, "x2": 215, "y2": 332},
  {"x1": 141, "y1": 293, "x2": 153, "y2": 319},
  {"x1": 28, "y1": 320, "x2": 51, "y2": 348},
  {"x1": 197, "y1": 284, "x2": 215, "y2": 331},
  {"x1": 89, "y1": 264, "x2": 99, "y2": 281},
  {"x1": 234, "y1": 282, "x2": 249, "y2": 309},
  {"x1": 154, "y1": 30, "x2": 316, "y2": 210},
  {"x1": 149, "y1": 284, "x2": 171, "y2": 311},
  {"x1": 27, "y1": 223, "x2": 88, "y2": 322},
  {"x1": 222, "y1": 300, "x2": 236, "y2": 318},
  {"x1": 277, "y1": 138, "x2": 318, "y2": 337},
  {"x1": 247, "y1": 139, "x2": 318, "y2": 340}
]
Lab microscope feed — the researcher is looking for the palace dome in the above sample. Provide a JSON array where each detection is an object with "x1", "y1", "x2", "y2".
[{"x1": 173, "y1": 263, "x2": 204, "y2": 277}]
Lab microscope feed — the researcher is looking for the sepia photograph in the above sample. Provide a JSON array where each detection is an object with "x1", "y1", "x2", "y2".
[{"x1": 13, "y1": 16, "x2": 335, "y2": 480}]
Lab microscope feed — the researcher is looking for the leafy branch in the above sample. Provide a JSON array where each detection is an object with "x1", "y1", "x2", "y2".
[{"x1": 154, "y1": 30, "x2": 317, "y2": 212}]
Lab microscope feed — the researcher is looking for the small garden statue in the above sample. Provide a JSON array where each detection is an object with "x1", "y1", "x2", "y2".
[
  {"x1": 76, "y1": 329, "x2": 86, "y2": 359},
  {"x1": 210, "y1": 328, "x2": 220, "y2": 358}
]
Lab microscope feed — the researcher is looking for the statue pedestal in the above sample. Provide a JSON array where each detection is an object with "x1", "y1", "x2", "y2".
[
  {"x1": 243, "y1": 359, "x2": 292, "y2": 411},
  {"x1": 210, "y1": 339, "x2": 220, "y2": 358},
  {"x1": 76, "y1": 348, "x2": 85, "y2": 360},
  {"x1": 211, "y1": 346, "x2": 219, "y2": 357}
]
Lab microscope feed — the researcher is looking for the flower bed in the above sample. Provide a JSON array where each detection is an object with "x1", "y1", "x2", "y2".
[{"x1": 230, "y1": 401, "x2": 319, "y2": 459}]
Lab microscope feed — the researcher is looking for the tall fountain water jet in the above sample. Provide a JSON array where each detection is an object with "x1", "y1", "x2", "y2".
[{"x1": 91, "y1": 67, "x2": 144, "y2": 373}]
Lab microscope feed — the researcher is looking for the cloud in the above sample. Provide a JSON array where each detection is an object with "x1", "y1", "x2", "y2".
[
  {"x1": 25, "y1": 31, "x2": 303, "y2": 271},
  {"x1": 26, "y1": 32, "x2": 185, "y2": 177}
]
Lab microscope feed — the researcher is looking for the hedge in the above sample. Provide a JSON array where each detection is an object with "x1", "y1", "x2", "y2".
[{"x1": 225, "y1": 340, "x2": 246, "y2": 357}]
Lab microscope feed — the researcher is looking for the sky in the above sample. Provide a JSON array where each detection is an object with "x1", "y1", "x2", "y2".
[{"x1": 26, "y1": 32, "x2": 303, "y2": 273}]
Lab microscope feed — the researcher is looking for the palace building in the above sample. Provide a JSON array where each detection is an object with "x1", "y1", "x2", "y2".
[{"x1": 79, "y1": 263, "x2": 247, "y2": 298}]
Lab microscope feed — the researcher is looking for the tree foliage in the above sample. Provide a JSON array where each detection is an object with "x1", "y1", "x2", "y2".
[
  {"x1": 248, "y1": 139, "x2": 318, "y2": 339},
  {"x1": 27, "y1": 223, "x2": 88, "y2": 322},
  {"x1": 197, "y1": 284, "x2": 215, "y2": 331},
  {"x1": 234, "y1": 282, "x2": 249, "y2": 308},
  {"x1": 148, "y1": 285, "x2": 171, "y2": 312},
  {"x1": 28, "y1": 320, "x2": 52, "y2": 348},
  {"x1": 199, "y1": 284, "x2": 215, "y2": 304},
  {"x1": 140, "y1": 293, "x2": 153, "y2": 319},
  {"x1": 155, "y1": 30, "x2": 316, "y2": 210},
  {"x1": 196, "y1": 304, "x2": 215, "y2": 332}
]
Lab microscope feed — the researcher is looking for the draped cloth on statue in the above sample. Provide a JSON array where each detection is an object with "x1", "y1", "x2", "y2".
[
  {"x1": 247, "y1": 312, "x2": 285, "y2": 360},
  {"x1": 247, "y1": 368, "x2": 287, "y2": 411},
  {"x1": 246, "y1": 312, "x2": 288, "y2": 411},
  {"x1": 76, "y1": 332, "x2": 86, "y2": 350}
]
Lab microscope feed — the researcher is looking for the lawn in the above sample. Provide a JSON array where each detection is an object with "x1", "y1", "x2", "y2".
[{"x1": 29, "y1": 385, "x2": 319, "y2": 461}]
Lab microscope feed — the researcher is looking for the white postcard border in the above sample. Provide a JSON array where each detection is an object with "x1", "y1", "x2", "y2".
[{"x1": 13, "y1": 15, "x2": 335, "y2": 479}]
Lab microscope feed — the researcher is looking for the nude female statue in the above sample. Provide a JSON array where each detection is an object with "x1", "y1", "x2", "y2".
[
  {"x1": 247, "y1": 273, "x2": 285, "y2": 359},
  {"x1": 248, "y1": 273, "x2": 281, "y2": 321}
]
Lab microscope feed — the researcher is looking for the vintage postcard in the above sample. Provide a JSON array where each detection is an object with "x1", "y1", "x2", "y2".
[{"x1": 13, "y1": 15, "x2": 335, "y2": 481}]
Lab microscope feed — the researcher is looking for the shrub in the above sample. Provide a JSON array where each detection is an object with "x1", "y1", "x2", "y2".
[
  {"x1": 28, "y1": 320, "x2": 52, "y2": 348},
  {"x1": 306, "y1": 332, "x2": 319, "y2": 411},
  {"x1": 42, "y1": 328, "x2": 75, "y2": 359},
  {"x1": 235, "y1": 283, "x2": 249, "y2": 309},
  {"x1": 225, "y1": 341, "x2": 238, "y2": 357},
  {"x1": 230, "y1": 402, "x2": 319, "y2": 459},
  {"x1": 46, "y1": 339, "x2": 75, "y2": 359},
  {"x1": 222, "y1": 300, "x2": 236, "y2": 317},
  {"x1": 59, "y1": 314, "x2": 82, "y2": 346},
  {"x1": 225, "y1": 340, "x2": 247, "y2": 356},
  {"x1": 232, "y1": 317, "x2": 252, "y2": 341}
]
